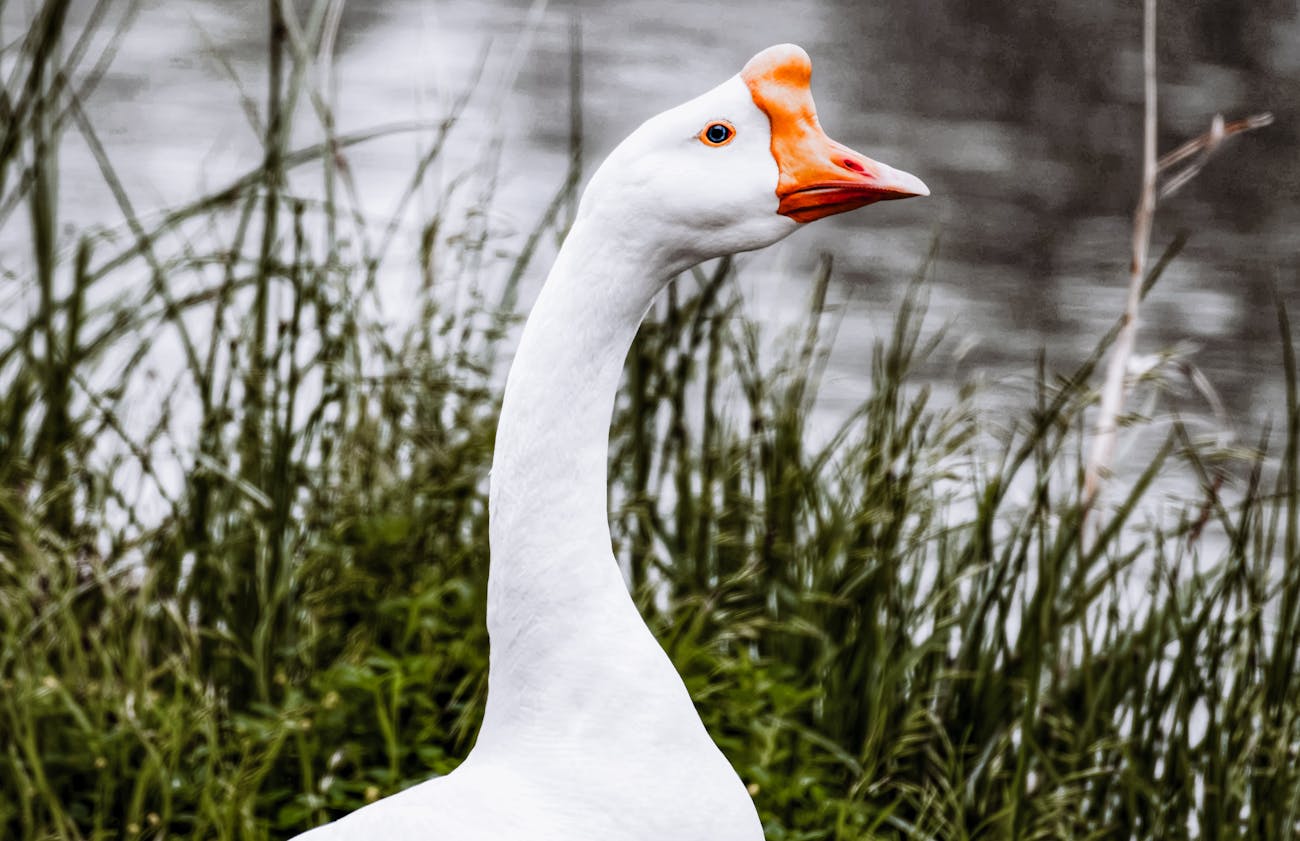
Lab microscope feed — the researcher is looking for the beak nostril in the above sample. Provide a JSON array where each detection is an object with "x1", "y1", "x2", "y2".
[{"x1": 841, "y1": 158, "x2": 866, "y2": 173}]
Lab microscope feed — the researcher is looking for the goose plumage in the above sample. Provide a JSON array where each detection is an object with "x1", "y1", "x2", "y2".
[{"x1": 294, "y1": 43, "x2": 927, "y2": 841}]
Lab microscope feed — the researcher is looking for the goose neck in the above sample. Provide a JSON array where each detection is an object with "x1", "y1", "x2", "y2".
[{"x1": 487, "y1": 219, "x2": 668, "y2": 623}]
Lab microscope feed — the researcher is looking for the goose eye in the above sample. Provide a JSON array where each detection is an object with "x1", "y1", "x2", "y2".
[{"x1": 700, "y1": 121, "x2": 735, "y2": 146}]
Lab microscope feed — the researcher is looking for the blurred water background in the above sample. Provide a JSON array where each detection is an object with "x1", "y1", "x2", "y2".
[{"x1": 4, "y1": 0, "x2": 1298, "y2": 432}]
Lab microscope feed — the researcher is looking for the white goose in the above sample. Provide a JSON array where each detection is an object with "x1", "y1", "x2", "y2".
[{"x1": 295, "y1": 43, "x2": 926, "y2": 841}]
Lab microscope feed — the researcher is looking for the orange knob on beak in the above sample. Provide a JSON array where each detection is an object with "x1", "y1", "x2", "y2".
[{"x1": 742, "y1": 44, "x2": 929, "y2": 224}]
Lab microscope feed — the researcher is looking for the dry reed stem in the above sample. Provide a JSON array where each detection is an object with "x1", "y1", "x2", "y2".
[
  {"x1": 1083, "y1": 0, "x2": 1272, "y2": 513},
  {"x1": 1084, "y1": 0, "x2": 1158, "y2": 511}
]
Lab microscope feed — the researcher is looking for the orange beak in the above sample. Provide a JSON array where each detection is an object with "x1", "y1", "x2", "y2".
[{"x1": 742, "y1": 44, "x2": 929, "y2": 224}]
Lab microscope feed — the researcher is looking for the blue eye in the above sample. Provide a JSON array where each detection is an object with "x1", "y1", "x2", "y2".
[{"x1": 700, "y1": 121, "x2": 735, "y2": 146}]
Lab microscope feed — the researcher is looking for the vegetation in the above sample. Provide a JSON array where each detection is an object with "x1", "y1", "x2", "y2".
[{"x1": 2, "y1": 2, "x2": 1297, "y2": 839}]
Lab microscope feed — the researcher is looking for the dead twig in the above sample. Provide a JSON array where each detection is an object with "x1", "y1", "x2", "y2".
[{"x1": 1160, "y1": 112, "x2": 1275, "y2": 199}]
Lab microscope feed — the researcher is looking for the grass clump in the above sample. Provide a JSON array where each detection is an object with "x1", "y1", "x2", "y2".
[{"x1": 2, "y1": 2, "x2": 1298, "y2": 839}]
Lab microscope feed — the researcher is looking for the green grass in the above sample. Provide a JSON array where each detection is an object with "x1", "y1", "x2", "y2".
[{"x1": 2, "y1": 2, "x2": 1298, "y2": 839}]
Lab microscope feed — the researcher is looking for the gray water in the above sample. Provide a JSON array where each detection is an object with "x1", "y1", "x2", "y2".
[{"x1": 7, "y1": 0, "x2": 1300, "y2": 434}]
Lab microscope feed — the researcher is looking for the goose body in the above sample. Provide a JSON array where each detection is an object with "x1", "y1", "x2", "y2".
[{"x1": 294, "y1": 44, "x2": 926, "y2": 841}]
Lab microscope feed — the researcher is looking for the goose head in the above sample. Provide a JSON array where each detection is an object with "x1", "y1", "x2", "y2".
[{"x1": 577, "y1": 43, "x2": 928, "y2": 270}]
